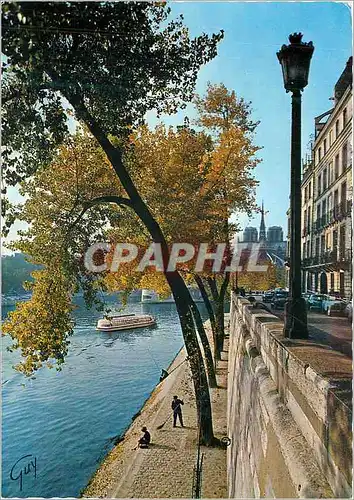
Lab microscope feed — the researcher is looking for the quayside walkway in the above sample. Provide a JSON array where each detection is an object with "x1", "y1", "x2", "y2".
[{"x1": 83, "y1": 320, "x2": 228, "y2": 498}]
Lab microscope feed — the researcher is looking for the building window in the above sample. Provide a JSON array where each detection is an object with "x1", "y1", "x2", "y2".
[
  {"x1": 335, "y1": 119, "x2": 339, "y2": 138},
  {"x1": 329, "y1": 130, "x2": 333, "y2": 146},
  {"x1": 334, "y1": 190, "x2": 339, "y2": 216},
  {"x1": 307, "y1": 207, "x2": 311, "y2": 229},
  {"x1": 321, "y1": 235, "x2": 325, "y2": 256},
  {"x1": 304, "y1": 209, "x2": 307, "y2": 232},
  {"x1": 326, "y1": 233, "x2": 330, "y2": 251},
  {"x1": 343, "y1": 108, "x2": 347, "y2": 127},
  {"x1": 322, "y1": 199, "x2": 326, "y2": 225},
  {"x1": 307, "y1": 240, "x2": 310, "y2": 257},
  {"x1": 318, "y1": 147, "x2": 322, "y2": 163},
  {"x1": 323, "y1": 168, "x2": 327, "y2": 191},
  {"x1": 309, "y1": 181, "x2": 312, "y2": 198},
  {"x1": 303, "y1": 242, "x2": 306, "y2": 258},
  {"x1": 329, "y1": 161, "x2": 333, "y2": 184},
  {"x1": 335, "y1": 154, "x2": 339, "y2": 179},
  {"x1": 341, "y1": 181, "x2": 347, "y2": 209},
  {"x1": 333, "y1": 229, "x2": 338, "y2": 252},
  {"x1": 317, "y1": 174, "x2": 321, "y2": 196},
  {"x1": 342, "y1": 143, "x2": 348, "y2": 171},
  {"x1": 340, "y1": 272, "x2": 345, "y2": 297},
  {"x1": 304, "y1": 186, "x2": 308, "y2": 203},
  {"x1": 324, "y1": 138, "x2": 327, "y2": 154},
  {"x1": 339, "y1": 225, "x2": 346, "y2": 260},
  {"x1": 315, "y1": 237, "x2": 320, "y2": 257},
  {"x1": 317, "y1": 204, "x2": 321, "y2": 224}
]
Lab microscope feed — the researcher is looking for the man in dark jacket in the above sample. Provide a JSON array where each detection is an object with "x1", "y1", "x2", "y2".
[{"x1": 171, "y1": 395, "x2": 184, "y2": 427}]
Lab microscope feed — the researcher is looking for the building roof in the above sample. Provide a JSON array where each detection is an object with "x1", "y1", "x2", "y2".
[{"x1": 334, "y1": 56, "x2": 353, "y2": 103}]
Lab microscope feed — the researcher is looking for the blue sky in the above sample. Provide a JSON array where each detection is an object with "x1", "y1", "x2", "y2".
[
  {"x1": 3, "y1": 2, "x2": 352, "y2": 252},
  {"x1": 154, "y1": 1, "x2": 352, "y2": 236}
]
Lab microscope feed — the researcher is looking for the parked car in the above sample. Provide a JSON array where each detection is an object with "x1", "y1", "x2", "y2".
[
  {"x1": 307, "y1": 294, "x2": 327, "y2": 311},
  {"x1": 262, "y1": 291, "x2": 274, "y2": 303},
  {"x1": 302, "y1": 292, "x2": 312, "y2": 304},
  {"x1": 271, "y1": 291, "x2": 289, "y2": 309},
  {"x1": 345, "y1": 301, "x2": 352, "y2": 322},
  {"x1": 327, "y1": 301, "x2": 347, "y2": 316},
  {"x1": 322, "y1": 297, "x2": 346, "y2": 315}
]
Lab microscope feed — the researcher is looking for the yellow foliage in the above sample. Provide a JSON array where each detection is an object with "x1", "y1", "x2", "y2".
[
  {"x1": 5, "y1": 83, "x2": 262, "y2": 374},
  {"x1": 2, "y1": 268, "x2": 74, "y2": 375}
]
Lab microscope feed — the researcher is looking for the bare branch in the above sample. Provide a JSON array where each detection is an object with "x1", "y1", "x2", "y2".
[
  {"x1": 73, "y1": 195, "x2": 132, "y2": 227},
  {"x1": 63, "y1": 195, "x2": 133, "y2": 245},
  {"x1": 85, "y1": 195, "x2": 133, "y2": 209}
]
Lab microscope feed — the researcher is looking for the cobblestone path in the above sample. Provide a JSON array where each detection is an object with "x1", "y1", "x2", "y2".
[{"x1": 83, "y1": 319, "x2": 228, "y2": 498}]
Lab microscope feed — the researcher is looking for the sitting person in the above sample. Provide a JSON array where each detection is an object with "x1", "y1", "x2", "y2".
[
  {"x1": 138, "y1": 426, "x2": 151, "y2": 448},
  {"x1": 159, "y1": 369, "x2": 169, "y2": 383}
]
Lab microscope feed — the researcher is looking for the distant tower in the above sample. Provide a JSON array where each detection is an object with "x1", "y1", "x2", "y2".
[
  {"x1": 259, "y1": 201, "x2": 267, "y2": 242},
  {"x1": 267, "y1": 226, "x2": 284, "y2": 243},
  {"x1": 243, "y1": 226, "x2": 258, "y2": 243}
]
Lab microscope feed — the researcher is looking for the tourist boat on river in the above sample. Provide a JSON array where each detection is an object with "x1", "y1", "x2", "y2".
[{"x1": 96, "y1": 313, "x2": 156, "y2": 332}]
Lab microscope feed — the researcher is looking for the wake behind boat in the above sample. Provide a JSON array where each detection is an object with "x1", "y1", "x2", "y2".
[{"x1": 96, "y1": 313, "x2": 156, "y2": 332}]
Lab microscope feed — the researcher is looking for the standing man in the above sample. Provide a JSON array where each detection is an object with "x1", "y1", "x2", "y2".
[{"x1": 171, "y1": 395, "x2": 184, "y2": 427}]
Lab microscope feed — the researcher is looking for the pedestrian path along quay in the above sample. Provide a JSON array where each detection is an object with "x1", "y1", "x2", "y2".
[{"x1": 82, "y1": 319, "x2": 229, "y2": 498}]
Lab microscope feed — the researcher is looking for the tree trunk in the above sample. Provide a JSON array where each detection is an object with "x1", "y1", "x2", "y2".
[
  {"x1": 127, "y1": 203, "x2": 216, "y2": 443},
  {"x1": 188, "y1": 295, "x2": 218, "y2": 388},
  {"x1": 194, "y1": 274, "x2": 219, "y2": 370},
  {"x1": 126, "y1": 196, "x2": 216, "y2": 444},
  {"x1": 206, "y1": 272, "x2": 229, "y2": 358},
  {"x1": 194, "y1": 274, "x2": 217, "y2": 341},
  {"x1": 165, "y1": 272, "x2": 215, "y2": 444},
  {"x1": 214, "y1": 302, "x2": 224, "y2": 356},
  {"x1": 60, "y1": 99, "x2": 216, "y2": 444},
  {"x1": 207, "y1": 277, "x2": 223, "y2": 360},
  {"x1": 217, "y1": 272, "x2": 230, "y2": 353}
]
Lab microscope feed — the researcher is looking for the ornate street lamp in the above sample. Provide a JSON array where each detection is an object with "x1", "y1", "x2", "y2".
[{"x1": 277, "y1": 33, "x2": 314, "y2": 339}]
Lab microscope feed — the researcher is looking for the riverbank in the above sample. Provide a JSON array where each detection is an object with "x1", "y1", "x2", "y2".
[{"x1": 82, "y1": 318, "x2": 229, "y2": 498}]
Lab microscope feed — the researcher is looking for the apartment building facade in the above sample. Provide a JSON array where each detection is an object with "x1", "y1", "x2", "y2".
[{"x1": 301, "y1": 57, "x2": 352, "y2": 299}]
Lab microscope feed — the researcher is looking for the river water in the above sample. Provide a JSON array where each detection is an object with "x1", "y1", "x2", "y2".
[{"x1": 2, "y1": 295, "x2": 208, "y2": 498}]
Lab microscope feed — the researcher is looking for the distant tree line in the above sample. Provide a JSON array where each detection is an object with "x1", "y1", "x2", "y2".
[{"x1": 2, "y1": 254, "x2": 39, "y2": 294}]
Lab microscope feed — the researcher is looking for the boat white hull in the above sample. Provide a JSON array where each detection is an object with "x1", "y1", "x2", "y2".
[
  {"x1": 96, "y1": 314, "x2": 156, "y2": 332},
  {"x1": 97, "y1": 320, "x2": 156, "y2": 332}
]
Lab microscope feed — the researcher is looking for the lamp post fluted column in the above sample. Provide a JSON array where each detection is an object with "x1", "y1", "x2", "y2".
[
  {"x1": 284, "y1": 88, "x2": 308, "y2": 337},
  {"x1": 277, "y1": 33, "x2": 314, "y2": 339}
]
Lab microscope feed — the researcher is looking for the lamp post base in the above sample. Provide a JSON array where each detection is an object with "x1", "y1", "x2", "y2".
[{"x1": 283, "y1": 297, "x2": 308, "y2": 338}]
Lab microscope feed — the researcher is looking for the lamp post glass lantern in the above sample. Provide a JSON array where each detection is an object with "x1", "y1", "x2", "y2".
[
  {"x1": 277, "y1": 33, "x2": 314, "y2": 339},
  {"x1": 277, "y1": 33, "x2": 314, "y2": 92}
]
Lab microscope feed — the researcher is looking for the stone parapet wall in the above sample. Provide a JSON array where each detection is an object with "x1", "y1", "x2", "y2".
[{"x1": 227, "y1": 294, "x2": 352, "y2": 498}]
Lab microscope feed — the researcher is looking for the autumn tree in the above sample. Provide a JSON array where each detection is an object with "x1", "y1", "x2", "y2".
[
  {"x1": 3, "y1": 87, "x2": 260, "y2": 388},
  {"x1": 192, "y1": 83, "x2": 261, "y2": 357},
  {"x1": 237, "y1": 261, "x2": 283, "y2": 292},
  {"x1": 2, "y1": 2, "x2": 223, "y2": 445},
  {"x1": 4, "y1": 125, "x2": 220, "y2": 387},
  {"x1": 125, "y1": 94, "x2": 260, "y2": 370}
]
